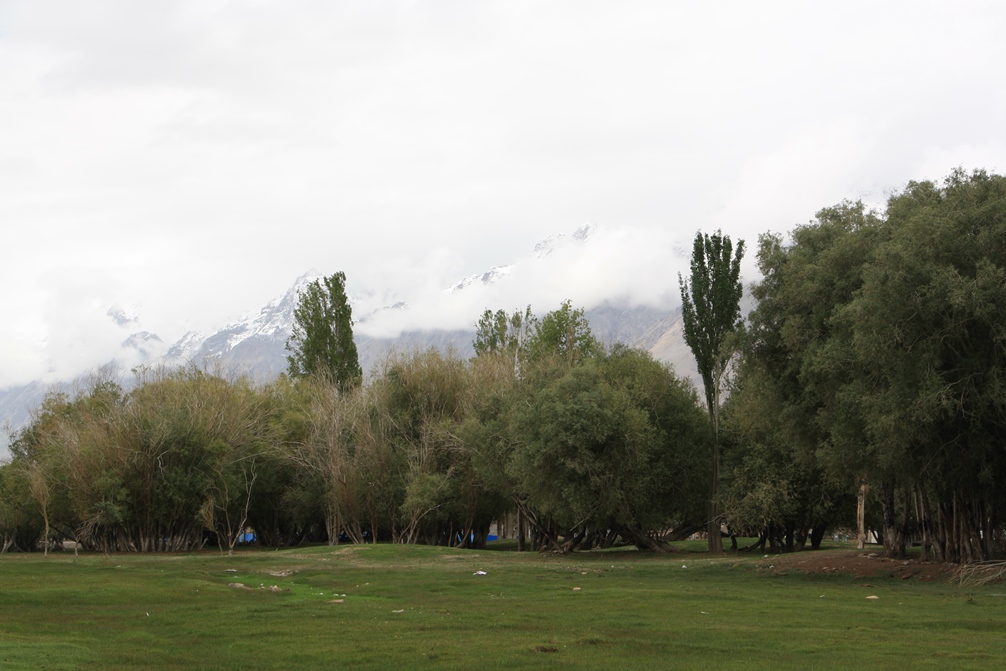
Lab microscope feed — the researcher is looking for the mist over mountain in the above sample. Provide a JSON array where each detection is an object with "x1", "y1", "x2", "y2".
[
  {"x1": 158, "y1": 223, "x2": 694, "y2": 382},
  {"x1": 1, "y1": 223, "x2": 699, "y2": 457}
]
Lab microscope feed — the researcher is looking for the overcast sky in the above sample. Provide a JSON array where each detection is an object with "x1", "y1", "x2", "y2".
[{"x1": 1, "y1": 0, "x2": 1005, "y2": 390}]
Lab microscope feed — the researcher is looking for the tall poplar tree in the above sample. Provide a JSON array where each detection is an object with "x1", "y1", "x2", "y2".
[
  {"x1": 679, "y1": 231, "x2": 745, "y2": 553},
  {"x1": 286, "y1": 272, "x2": 362, "y2": 390}
]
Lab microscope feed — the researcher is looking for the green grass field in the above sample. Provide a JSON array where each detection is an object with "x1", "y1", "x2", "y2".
[{"x1": 2, "y1": 542, "x2": 1003, "y2": 670}]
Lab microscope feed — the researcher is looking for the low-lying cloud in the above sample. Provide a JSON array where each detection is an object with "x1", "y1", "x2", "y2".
[{"x1": 354, "y1": 223, "x2": 693, "y2": 338}]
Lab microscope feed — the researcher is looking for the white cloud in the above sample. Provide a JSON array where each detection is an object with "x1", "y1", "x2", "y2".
[
  {"x1": 2, "y1": 0, "x2": 1006, "y2": 389},
  {"x1": 355, "y1": 223, "x2": 695, "y2": 338}
]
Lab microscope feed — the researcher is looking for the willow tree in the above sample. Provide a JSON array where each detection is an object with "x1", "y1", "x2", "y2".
[
  {"x1": 679, "y1": 231, "x2": 745, "y2": 553},
  {"x1": 842, "y1": 170, "x2": 1006, "y2": 561},
  {"x1": 286, "y1": 272, "x2": 362, "y2": 391},
  {"x1": 507, "y1": 347, "x2": 710, "y2": 553}
]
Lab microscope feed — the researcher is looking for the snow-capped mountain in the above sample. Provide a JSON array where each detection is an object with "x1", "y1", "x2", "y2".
[
  {"x1": 156, "y1": 221, "x2": 688, "y2": 382},
  {"x1": 107, "y1": 305, "x2": 140, "y2": 327},
  {"x1": 446, "y1": 221, "x2": 597, "y2": 294},
  {"x1": 533, "y1": 221, "x2": 595, "y2": 258},
  {"x1": 160, "y1": 270, "x2": 418, "y2": 380},
  {"x1": 121, "y1": 331, "x2": 164, "y2": 360},
  {"x1": 446, "y1": 265, "x2": 513, "y2": 293},
  {"x1": 1, "y1": 223, "x2": 694, "y2": 457},
  {"x1": 163, "y1": 271, "x2": 322, "y2": 378}
]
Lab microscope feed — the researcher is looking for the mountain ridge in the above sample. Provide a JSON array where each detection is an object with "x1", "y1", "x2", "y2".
[{"x1": 1, "y1": 224, "x2": 694, "y2": 456}]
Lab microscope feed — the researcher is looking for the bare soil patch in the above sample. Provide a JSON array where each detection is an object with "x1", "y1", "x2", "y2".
[{"x1": 751, "y1": 548, "x2": 956, "y2": 582}]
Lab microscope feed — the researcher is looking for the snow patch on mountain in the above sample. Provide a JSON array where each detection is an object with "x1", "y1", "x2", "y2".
[
  {"x1": 121, "y1": 331, "x2": 164, "y2": 359},
  {"x1": 107, "y1": 305, "x2": 140, "y2": 327},
  {"x1": 160, "y1": 269, "x2": 393, "y2": 374},
  {"x1": 533, "y1": 221, "x2": 596, "y2": 258},
  {"x1": 165, "y1": 271, "x2": 318, "y2": 365},
  {"x1": 357, "y1": 301, "x2": 408, "y2": 323},
  {"x1": 446, "y1": 265, "x2": 513, "y2": 293},
  {"x1": 166, "y1": 330, "x2": 205, "y2": 360}
]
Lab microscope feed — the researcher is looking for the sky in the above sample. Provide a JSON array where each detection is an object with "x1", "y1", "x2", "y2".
[{"x1": 1, "y1": 0, "x2": 1005, "y2": 391}]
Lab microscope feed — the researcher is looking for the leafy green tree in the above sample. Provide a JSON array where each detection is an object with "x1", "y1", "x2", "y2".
[
  {"x1": 469, "y1": 300, "x2": 600, "y2": 550},
  {"x1": 457, "y1": 350, "x2": 529, "y2": 547},
  {"x1": 289, "y1": 379, "x2": 367, "y2": 544},
  {"x1": 724, "y1": 206, "x2": 881, "y2": 552},
  {"x1": 11, "y1": 367, "x2": 282, "y2": 553},
  {"x1": 0, "y1": 465, "x2": 37, "y2": 552},
  {"x1": 528, "y1": 300, "x2": 600, "y2": 366},
  {"x1": 720, "y1": 355, "x2": 851, "y2": 553},
  {"x1": 729, "y1": 172, "x2": 1006, "y2": 563},
  {"x1": 6, "y1": 379, "x2": 125, "y2": 553},
  {"x1": 473, "y1": 306, "x2": 536, "y2": 359},
  {"x1": 365, "y1": 348, "x2": 507, "y2": 548},
  {"x1": 507, "y1": 347, "x2": 709, "y2": 552},
  {"x1": 724, "y1": 204, "x2": 884, "y2": 554},
  {"x1": 286, "y1": 272, "x2": 362, "y2": 390},
  {"x1": 679, "y1": 230, "x2": 745, "y2": 553},
  {"x1": 841, "y1": 170, "x2": 1006, "y2": 561}
]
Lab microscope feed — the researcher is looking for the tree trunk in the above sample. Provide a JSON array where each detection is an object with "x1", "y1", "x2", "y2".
[
  {"x1": 707, "y1": 398, "x2": 723, "y2": 554},
  {"x1": 794, "y1": 527, "x2": 808, "y2": 551},
  {"x1": 560, "y1": 527, "x2": 588, "y2": 553},
  {"x1": 618, "y1": 525, "x2": 673, "y2": 552},
  {"x1": 768, "y1": 525, "x2": 784, "y2": 554},
  {"x1": 899, "y1": 488, "x2": 913, "y2": 555},
  {"x1": 739, "y1": 528, "x2": 768, "y2": 552},
  {"x1": 942, "y1": 499, "x2": 958, "y2": 563},
  {"x1": 856, "y1": 481, "x2": 869, "y2": 549},
  {"x1": 914, "y1": 487, "x2": 932, "y2": 562},
  {"x1": 810, "y1": 525, "x2": 827, "y2": 550},
  {"x1": 880, "y1": 480, "x2": 906, "y2": 559},
  {"x1": 663, "y1": 522, "x2": 706, "y2": 542},
  {"x1": 783, "y1": 524, "x2": 796, "y2": 553},
  {"x1": 517, "y1": 510, "x2": 525, "y2": 552}
]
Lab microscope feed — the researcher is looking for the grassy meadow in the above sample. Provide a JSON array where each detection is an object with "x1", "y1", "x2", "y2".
[{"x1": 2, "y1": 542, "x2": 1004, "y2": 670}]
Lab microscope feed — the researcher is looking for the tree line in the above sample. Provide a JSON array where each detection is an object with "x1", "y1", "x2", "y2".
[
  {"x1": 722, "y1": 169, "x2": 1006, "y2": 561},
  {"x1": 3, "y1": 169, "x2": 1004, "y2": 563},
  {"x1": 0, "y1": 296, "x2": 711, "y2": 555}
]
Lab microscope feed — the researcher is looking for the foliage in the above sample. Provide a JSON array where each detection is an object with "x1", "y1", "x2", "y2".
[
  {"x1": 3, "y1": 368, "x2": 279, "y2": 553},
  {"x1": 726, "y1": 170, "x2": 1006, "y2": 562},
  {"x1": 679, "y1": 230, "x2": 746, "y2": 416},
  {"x1": 14, "y1": 170, "x2": 1006, "y2": 564},
  {"x1": 528, "y1": 299, "x2": 601, "y2": 366},
  {"x1": 472, "y1": 300, "x2": 599, "y2": 375},
  {"x1": 286, "y1": 271, "x2": 362, "y2": 389},
  {"x1": 507, "y1": 347, "x2": 709, "y2": 551},
  {"x1": 472, "y1": 305, "x2": 536, "y2": 358},
  {"x1": 370, "y1": 348, "x2": 507, "y2": 547},
  {"x1": 719, "y1": 204, "x2": 879, "y2": 553},
  {"x1": 679, "y1": 230, "x2": 745, "y2": 553}
]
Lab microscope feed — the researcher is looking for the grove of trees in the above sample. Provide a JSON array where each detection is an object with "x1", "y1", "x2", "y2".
[
  {"x1": 3, "y1": 169, "x2": 1004, "y2": 564},
  {"x1": 723, "y1": 169, "x2": 1006, "y2": 561},
  {"x1": 0, "y1": 300, "x2": 711, "y2": 556}
]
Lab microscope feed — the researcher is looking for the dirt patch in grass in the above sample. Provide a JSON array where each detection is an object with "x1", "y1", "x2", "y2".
[{"x1": 752, "y1": 548, "x2": 956, "y2": 582}]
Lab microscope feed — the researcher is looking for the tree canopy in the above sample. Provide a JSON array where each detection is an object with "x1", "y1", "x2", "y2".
[
  {"x1": 508, "y1": 347, "x2": 709, "y2": 551},
  {"x1": 727, "y1": 169, "x2": 1006, "y2": 561},
  {"x1": 679, "y1": 230, "x2": 745, "y2": 553},
  {"x1": 6, "y1": 169, "x2": 1006, "y2": 564},
  {"x1": 286, "y1": 272, "x2": 361, "y2": 389}
]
